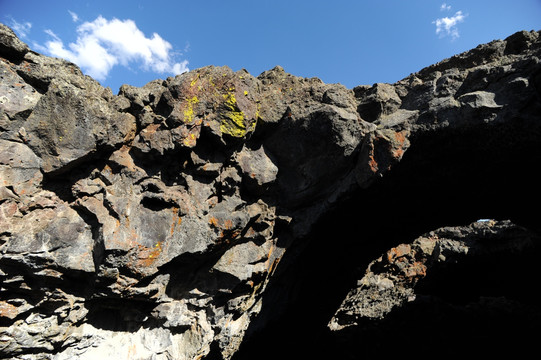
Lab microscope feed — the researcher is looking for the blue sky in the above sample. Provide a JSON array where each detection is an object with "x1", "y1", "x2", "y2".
[{"x1": 2, "y1": 0, "x2": 541, "y2": 93}]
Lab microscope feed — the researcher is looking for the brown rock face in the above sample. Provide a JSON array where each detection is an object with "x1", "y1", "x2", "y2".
[{"x1": 1, "y1": 23, "x2": 541, "y2": 359}]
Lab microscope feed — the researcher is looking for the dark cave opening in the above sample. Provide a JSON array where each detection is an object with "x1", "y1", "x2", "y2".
[
  {"x1": 84, "y1": 297, "x2": 161, "y2": 332},
  {"x1": 233, "y1": 122, "x2": 541, "y2": 359}
]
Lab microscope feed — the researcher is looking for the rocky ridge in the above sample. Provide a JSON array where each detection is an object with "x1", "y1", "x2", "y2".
[{"x1": 1, "y1": 23, "x2": 541, "y2": 359}]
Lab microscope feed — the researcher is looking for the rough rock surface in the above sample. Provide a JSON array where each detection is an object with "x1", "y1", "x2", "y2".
[
  {"x1": 329, "y1": 220, "x2": 539, "y2": 327},
  {"x1": 323, "y1": 220, "x2": 541, "y2": 358},
  {"x1": 1, "y1": 22, "x2": 541, "y2": 359}
]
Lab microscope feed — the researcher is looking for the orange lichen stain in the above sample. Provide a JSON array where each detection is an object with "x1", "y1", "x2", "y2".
[
  {"x1": 264, "y1": 244, "x2": 276, "y2": 270},
  {"x1": 170, "y1": 207, "x2": 182, "y2": 236},
  {"x1": 217, "y1": 229, "x2": 241, "y2": 242},
  {"x1": 209, "y1": 216, "x2": 220, "y2": 228},
  {"x1": 267, "y1": 244, "x2": 275, "y2": 258},
  {"x1": 403, "y1": 261, "x2": 427, "y2": 279},
  {"x1": 394, "y1": 131, "x2": 406, "y2": 145},
  {"x1": 368, "y1": 153, "x2": 379, "y2": 173},
  {"x1": 367, "y1": 136, "x2": 380, "y2": 173},
  {"x1": 268, "y1": 256, "x2": 282, "y2": 276},
  {"x1": 387, "y1": 244, "x2": 411, "y2": 262},
  {"x1": 391, "y1": 131, "x2": 408, "y2": 159},
  {"x1": 223, "y1": 219, "x2": 234, "y2": 230},
  {"x1": 137, "y1": 241, "x2": 163, "y2": 268},
  {"x1": 0, "y1": 301, "x2": 19, "y2": 319}
]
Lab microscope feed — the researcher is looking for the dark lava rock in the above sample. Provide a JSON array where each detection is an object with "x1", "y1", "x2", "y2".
[{"x1": 1, "y1": 22, "x2": 541, "y2": 359}]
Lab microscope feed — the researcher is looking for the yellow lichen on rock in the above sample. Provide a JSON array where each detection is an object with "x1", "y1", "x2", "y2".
[
  {"x1": 220, "y1": 91, "x2": 248, "y2": 138},
  {"x1": 183, "y1": 96, "x2": 199, "y2": 124}
]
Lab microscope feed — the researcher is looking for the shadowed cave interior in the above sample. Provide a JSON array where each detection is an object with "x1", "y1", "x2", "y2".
[{"x1": 232, "y1": 122, "x2": 541, "y2": 359}]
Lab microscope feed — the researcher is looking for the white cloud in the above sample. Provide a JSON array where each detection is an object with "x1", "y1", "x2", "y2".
[
  {"x1": 440, "y1": 3, "x2": 452, "y2": 11},
  {"x1": 68, "y1": 10, "x2": 80, "y2": 23},
  {"x1": 7, "y1": 17, "x2": 32, "y2": 39},
  {"x1": 433, "y1": 10, "x2": 466, "y2": 40},
  {"x1": 41, "y1": 16, "x2": 189, "y2": 81}
]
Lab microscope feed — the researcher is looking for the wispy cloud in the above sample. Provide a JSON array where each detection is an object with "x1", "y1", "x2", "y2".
[
  {"x1": 433, "y1": 4, "x2": 466, "y2": 41},
  {"x1": 40, "y1": 15, "x2": 189, "y2": 81},
  {"x1": 440, "y1": 3, "x2": 452, "y2": 11},
  {"x1": 68, "y1": 10, "x2": 80, "y2": 23},
  {"x1": 7, "y1": 17, "x2": 32, "y2": 39}
]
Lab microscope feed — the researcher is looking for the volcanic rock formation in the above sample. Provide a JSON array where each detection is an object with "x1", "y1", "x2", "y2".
[{"x1": 1, "y1": 23, "x2": 540, "y2": 359}]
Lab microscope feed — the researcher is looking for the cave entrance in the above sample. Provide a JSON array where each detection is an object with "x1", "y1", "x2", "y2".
[{"x1": 233, "y1": 123, "x2": 541, "y2": 359}]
